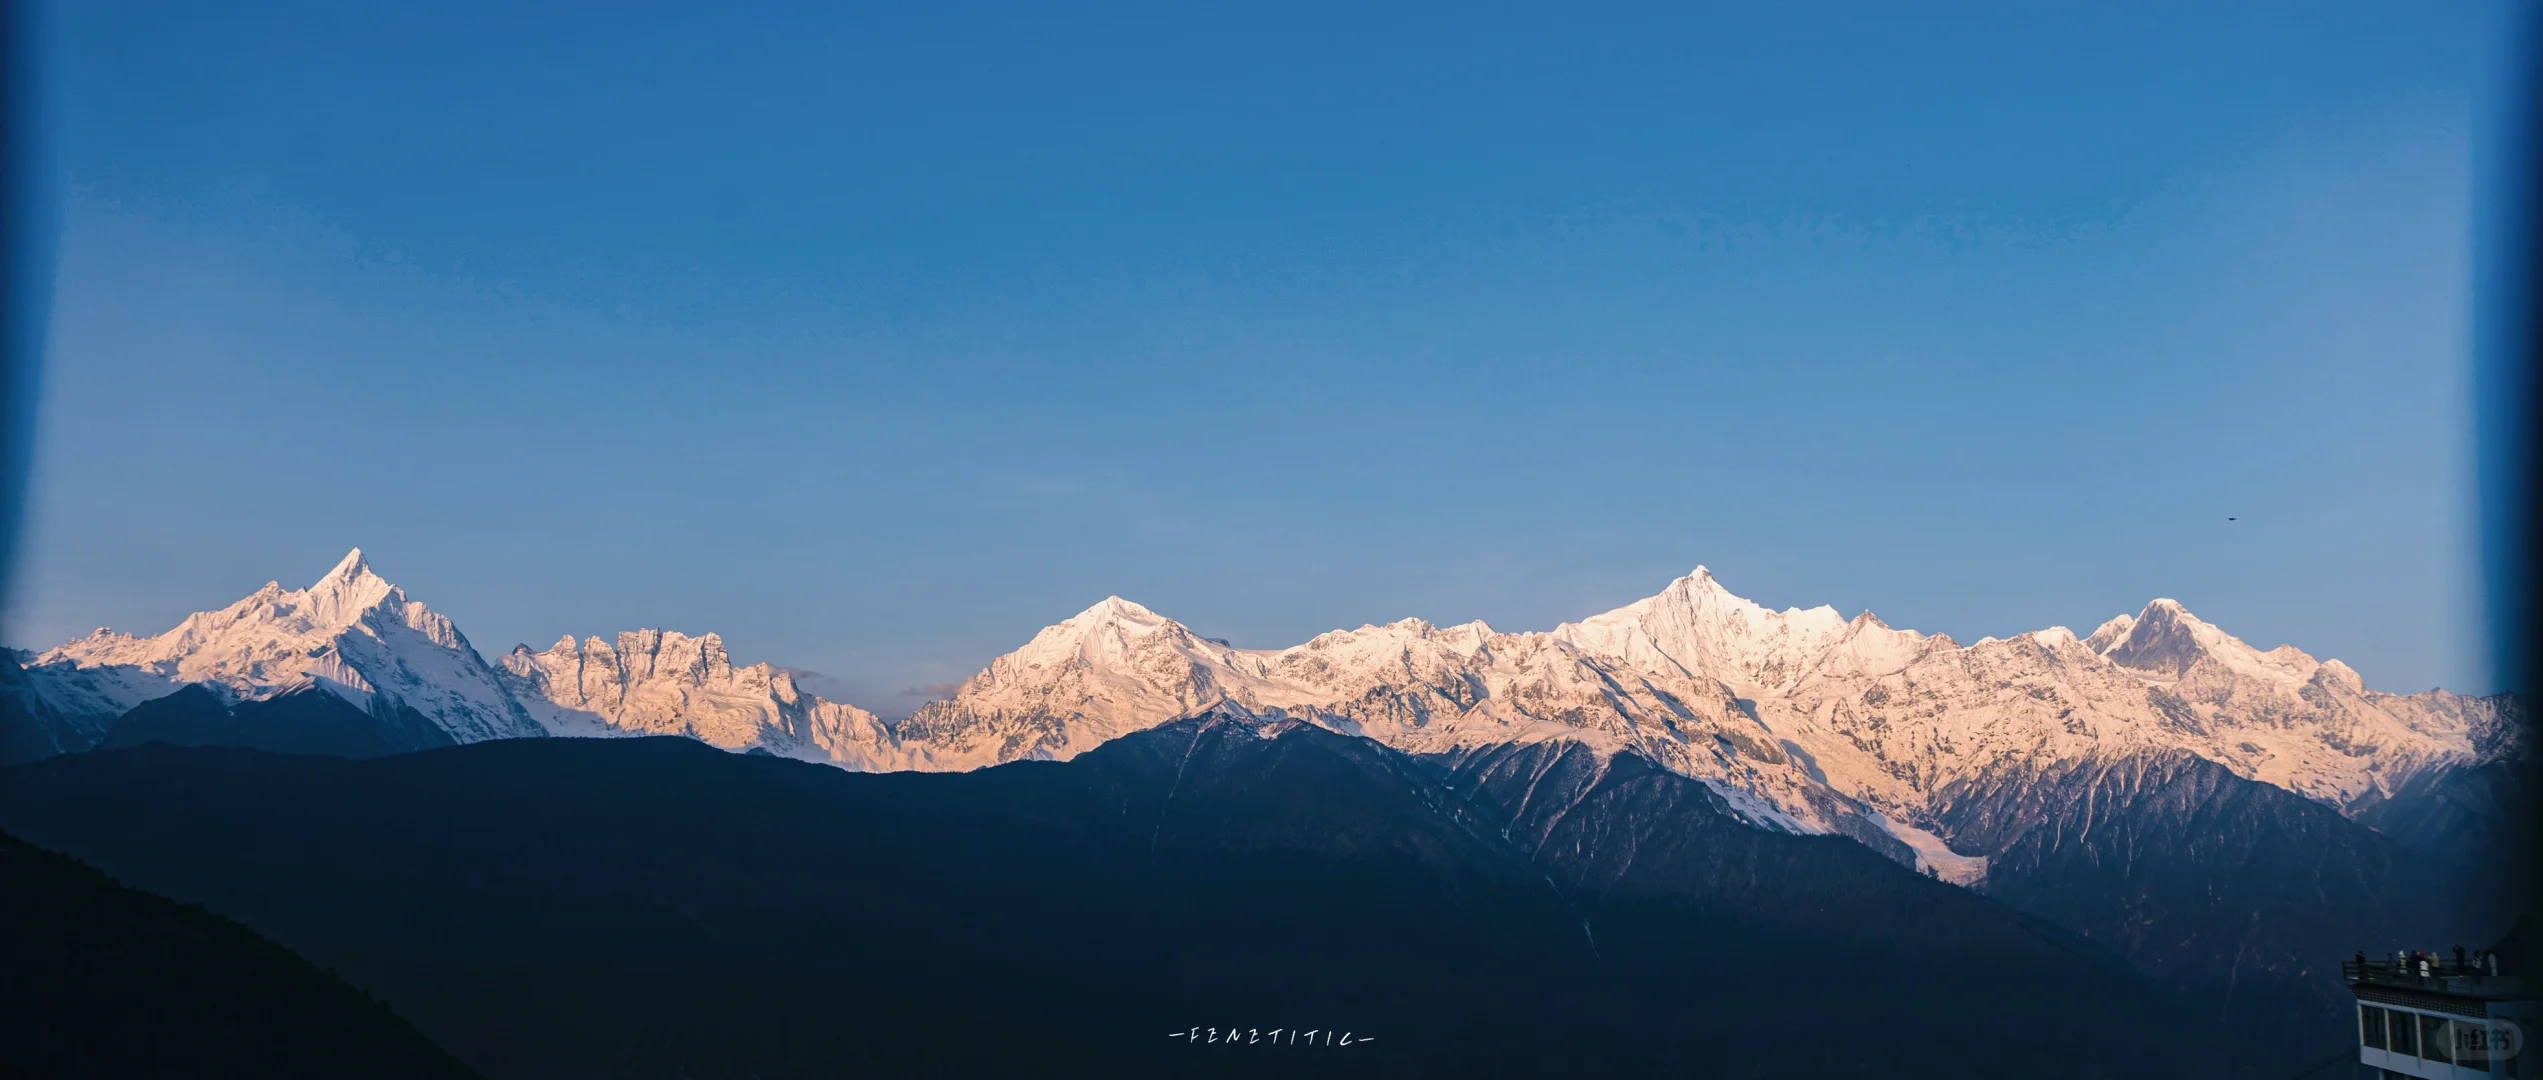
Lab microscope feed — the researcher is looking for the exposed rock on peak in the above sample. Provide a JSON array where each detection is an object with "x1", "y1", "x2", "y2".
[{"x1": 495, "y1": 628, "x2": 891, "y2": 766}]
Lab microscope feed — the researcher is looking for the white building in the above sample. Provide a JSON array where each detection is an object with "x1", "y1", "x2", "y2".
[{"x1": 2349, "y1": 950, "x2": 2536, "y2": 1079}]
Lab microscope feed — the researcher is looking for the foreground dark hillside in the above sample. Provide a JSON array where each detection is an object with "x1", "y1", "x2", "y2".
[
  {"x1": 0, "y1": 717, "x2": 2246, "y2": 1078},
  {"x1": 0, "y1": 828, "x2": 480, "y2": 1079}
]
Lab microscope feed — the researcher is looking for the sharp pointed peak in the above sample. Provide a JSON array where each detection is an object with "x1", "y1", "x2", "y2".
[
  {"x1": 318, "y1": 547, "x2": 375, "y2": 585},
  {"x1": 1634, "y1": 564, "x2": 1750, "y2": 611},
  {"x1": 296, "y1": 546, "x2": 398, "y2": 623},
  {"x1": 2101, "y1": 597, "x2": 2239, "y2": 675},
  {"x1": 306, "y1": 548, "x2": 399, "y2": 608}
]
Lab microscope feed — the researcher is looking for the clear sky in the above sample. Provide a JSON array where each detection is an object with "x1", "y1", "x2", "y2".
[{"x1": 6, "y1": 0, "x2": 2514, "y2": 709}]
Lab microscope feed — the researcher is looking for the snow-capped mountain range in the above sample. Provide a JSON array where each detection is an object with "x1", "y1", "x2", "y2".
[{"x1": 9, "y1": 548, "x2": 2521, "y2": 873}]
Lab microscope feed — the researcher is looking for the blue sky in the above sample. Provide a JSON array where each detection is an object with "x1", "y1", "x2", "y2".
[{"x1": 7, "y1": 0, "x2": 2514, "y2": 707}]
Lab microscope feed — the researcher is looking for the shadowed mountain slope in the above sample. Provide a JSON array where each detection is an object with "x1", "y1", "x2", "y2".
[{"x1": 0, "y1": 717, "x2": 2242, "y2": 1078}]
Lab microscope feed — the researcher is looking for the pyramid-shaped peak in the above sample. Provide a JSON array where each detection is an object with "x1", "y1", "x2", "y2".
[
  {"x1": 2129, "y1": 597, "x2": 2236, "y2": 639},
  {"x1": 2105, "y1": 598, "x2": 2229, "y2": 675},
  {"x1": 300, "y1": 546, "x2": 399, "y2": 624},
  {"x1": 315, "y1": 547, "x2": 376, "y2": 587}
]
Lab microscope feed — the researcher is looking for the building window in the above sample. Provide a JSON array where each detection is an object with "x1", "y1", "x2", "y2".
[
  {"x1": 2360, "y1": 1004, "x2": 2387, "y2": 1050},
  {"x1": 2420, "y1": 1014, "x2": 2453, "y2": 1065},
  {"x1": 2390, "y1": 1010, "x2": 2419, "y2": 1056}
]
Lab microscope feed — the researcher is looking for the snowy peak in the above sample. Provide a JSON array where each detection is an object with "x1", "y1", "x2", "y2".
[
  {"x1": 1808, "y1": 609, "x2": 1932, "y2": 679},
  {"x1": 1553, "y1": 566, "x2": 1850, "y2": 688},
  {"x1": 326, "y1": 546, "x2": 371, "y2": 578},
  {"x1": 2100, "y1": 599, "x2": 2216, "y2": 676},
  {"x1": 1000, "y1": 595, "x2": 1219, "y2": 676},
  {"x1": 493, "y1": 625, "x2": 889, "y2": 764},
  {"x1": 1046, "y1": 595, "x2": 1178, "y2": 639},
  {"x1": 2025, "y1": 626, "x2": 2080, "y2": 650},
  {"x1": 2315, "y1": 658, "x2": 2365, "y2": 694},
  {"x1": 2084, "y1": 613, "x2": 2136, "y2": 653},
  {"x1": 24, "y1": 548, "x2": 539, "y2": 744},
  {"x1": 1086, "y1": 595, "x2": 1160, "y2": 620},
  {"x1": 315, "y1": 545, "x2": 382, "y2": 591},
  {"x1": 2096, "y1": 597, "x2": 2321, "y2": 686},
  {"x1": 288, "y1": 547, "x2": 399, "y2": 629}
]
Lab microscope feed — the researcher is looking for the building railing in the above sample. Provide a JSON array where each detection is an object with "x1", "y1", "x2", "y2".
[{"x1": 2346, "y1": 957, "x2": 2526, "y2": 995}]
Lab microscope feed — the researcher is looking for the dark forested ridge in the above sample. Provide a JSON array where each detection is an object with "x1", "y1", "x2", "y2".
[
  {"x1": 96, "y1": 682, "x2": 456, "y2": 758},
  {"x1": 0, "y1": 827, "x2": 481, "y2": 1079},
  {"x1": 2353, "y1": 754, "x2": 2536, "y2": 936},
  {"x1": 0, "y1": 716, "x2": 2250, "y2": 1079},
  {"x1": 1933, "y1": 751, "x2": 2477, "y2": 1058}
]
